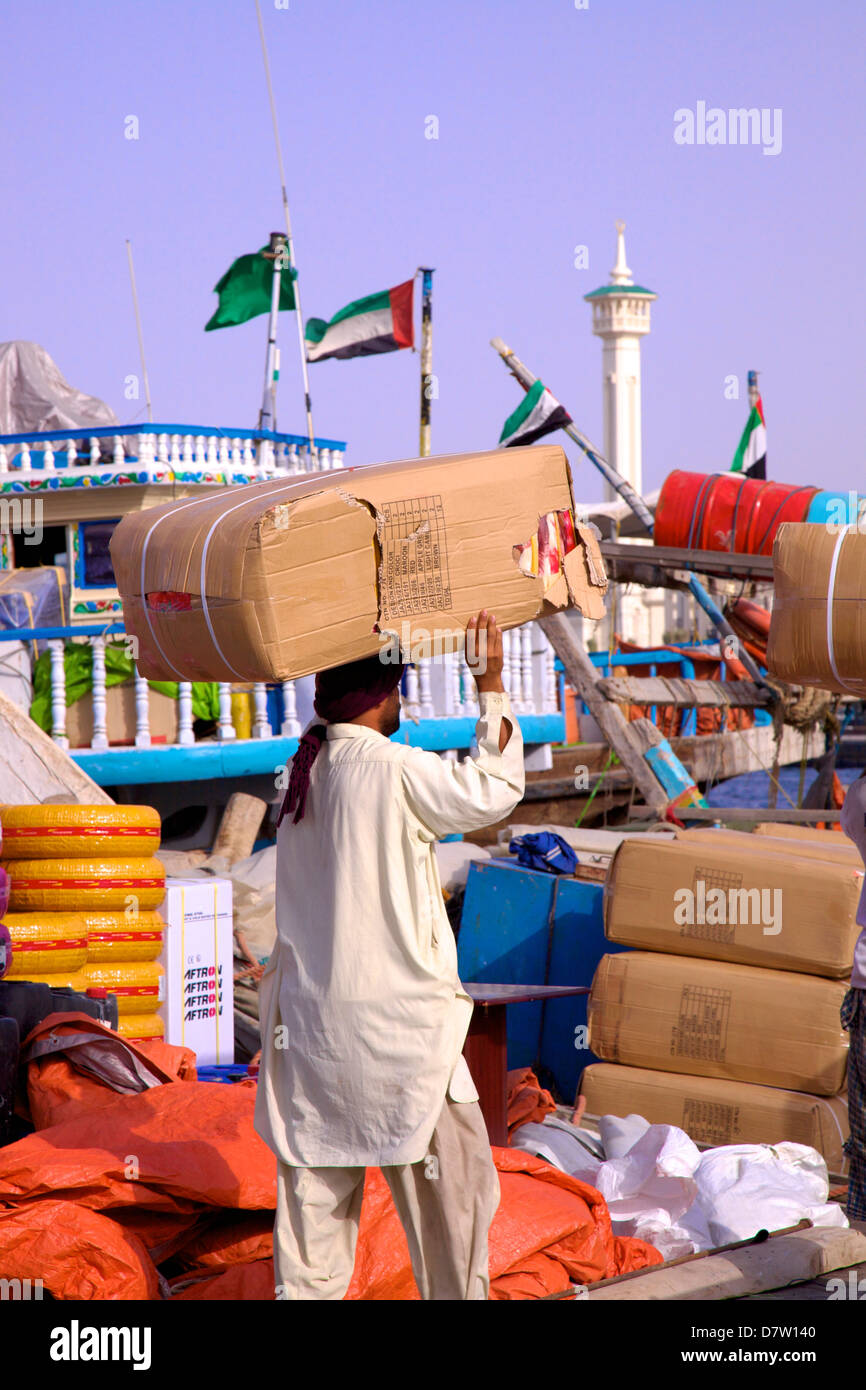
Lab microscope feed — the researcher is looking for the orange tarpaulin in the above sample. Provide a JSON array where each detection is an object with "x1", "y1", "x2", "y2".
[
  {"x1": 22, "y1": 1015, "x2": 197, "y2": 1130},
  {"x1": 168, "y1": 1149, "x2": 661, "y2": 1300},
  {"x1": 0, "y1": 1046, "x2": 662, "y2": 1299},
  {"x1": 506, "y1": 1066, "x2": 557, "y2": 1140},
  {"x1": 0, "y1": 1199, "x2": 159, "y2": 1301}
]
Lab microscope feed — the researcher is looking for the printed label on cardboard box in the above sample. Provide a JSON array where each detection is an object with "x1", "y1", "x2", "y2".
[
  {"x1": 681, "y1": 1097, "x2": 742, "y2": 1146},
  {"x1": 379, "y1": 494, "x2": 453, "y2": 618},
  {"x1": 670, "y1": 984, "x2": 732, "y2": 1061}
]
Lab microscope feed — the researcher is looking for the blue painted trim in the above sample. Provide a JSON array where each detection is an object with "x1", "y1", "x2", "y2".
[
  {"x1": 74, "y1": 739, "x2": 298, "y2": 785},
  {"x1": 0, "y1": 623, "x2": 126, "y2": 641},
  {"x1": 0, "y1": 424, "x2": 347, "y2": 449},
  {"x1": 389, "y1": 714, "x2": 564, "y2": 751},
  {"x1": 70, "y1": 713, "x2": 565, "y2": 785},
  {"x1": 74, "y1": 518, "x2": 122, "y2": 591},
  {"x1": 588, "y1": 649, "x2": 694, "y2": 672}
]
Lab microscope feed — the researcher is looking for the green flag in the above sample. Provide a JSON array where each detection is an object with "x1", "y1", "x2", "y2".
[{"x1": 205, "y1": 246, "x2": 297, "y2": 331}]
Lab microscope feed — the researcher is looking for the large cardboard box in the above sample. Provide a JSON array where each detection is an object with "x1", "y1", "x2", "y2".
[
  {"x1": 754, "y1": 822, "x2": 854, "y2": 847},
  {"x1": 159, "y1": 878, "x2": 234, "y2": 1064},
  {"x1": 677, "y1": 825, "x2": 861, "y2": 868},
  {"x1": 768, "y1": 521, "x2": 866, "y2": 695},
  {"x1": 110, "y1": 445, "x2": 608, "y2": 682},
  {"x1": 604, "y1": 836, "x2": 860, "y2": 976},
  {"x1": 588, "y1": 951, "x2": 849, "y2": 1094},
  {"x1": 579, "y1": 1063, "x2": 850, "y2": 1174}
]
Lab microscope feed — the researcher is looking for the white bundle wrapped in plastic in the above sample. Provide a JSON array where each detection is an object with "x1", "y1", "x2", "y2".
[{"x1": 512, "y1": 1114, "x2": 848, "y2": 1261}]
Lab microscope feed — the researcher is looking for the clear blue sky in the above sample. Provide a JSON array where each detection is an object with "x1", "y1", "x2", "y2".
[{"x1": 2, "y1": 0, "x2": 863, "y2": 501}]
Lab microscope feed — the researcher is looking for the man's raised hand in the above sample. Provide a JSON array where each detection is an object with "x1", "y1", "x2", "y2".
[{"x1": 465, "y1": 610, "x2": 505, "y2": 694}]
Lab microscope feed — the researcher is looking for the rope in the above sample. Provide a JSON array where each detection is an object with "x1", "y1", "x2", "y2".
[
  {"x1": 727, "y1": 722, "x2": 800, "y2": 810},
  {"x1": 575, "y1": 749, "x2": 616, "y2": 828},
  {"x1": 760, "y1": 674, "x2": 834, "y2": 734}
]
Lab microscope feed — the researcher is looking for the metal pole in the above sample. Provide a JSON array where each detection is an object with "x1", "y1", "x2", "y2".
[
  {"x1": 255, "y1": 0, "x2": 316, "y2": 462},
  {"x1": 489, "y1": 336, "x2": 770, "y2": 689},
  {"x1": 419, "y1": 268, "x2": 434, "y2": 457},
  {"x1": 259, "y1": 232, "x2": 286, "y2": 431},
  {"x1": 125, "y1": 239, "x2": 153, "y2": 423}
]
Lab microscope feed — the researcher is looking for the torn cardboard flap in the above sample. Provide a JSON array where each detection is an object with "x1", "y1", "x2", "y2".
[{"x1": 110, "y1": 444, "x2": 609, "y2": 682}]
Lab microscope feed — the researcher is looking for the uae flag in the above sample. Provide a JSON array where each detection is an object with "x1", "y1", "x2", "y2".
[
  {"x1": 731, "y1": 397, "x2": 767, "y2": 478},
  {"x1": 499, "y1": 380, "x2": 572, "y2": 447},
  {"x1": 205, "y1": 247, "x2": 296, "y2": 331},
  {"x1": 305, "y1": 280, "x2": 414, "y2": 362}
]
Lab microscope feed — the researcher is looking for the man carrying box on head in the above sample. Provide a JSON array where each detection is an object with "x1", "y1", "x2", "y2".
[{"x1": 254, "y1": 611, "x2": 525, "y2": 1300}]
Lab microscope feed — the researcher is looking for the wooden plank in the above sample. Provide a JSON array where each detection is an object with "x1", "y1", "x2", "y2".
[
  {"x1": 674, "y1": 724, "x2": 824, "y2": 783},
  {"x1": 539, "y1": 614, "x2": 669, "y2": 812},
  {"x1": 0, "y1": 689, "x2": 113, "y2": 805},
  {"x1": 597, "y1": 676, "x2": 772, "y2": 709},
  {"x1": 588, "y1": 1226, "x2": 866, "y2": 1301}
]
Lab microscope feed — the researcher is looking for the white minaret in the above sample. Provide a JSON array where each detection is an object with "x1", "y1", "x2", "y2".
[
  {"x1": 584, "y1": 222, "x2": 656, "y2": 502},
  {"x1": 585, "y1": 223, "x2": 665, "y2": 648}
]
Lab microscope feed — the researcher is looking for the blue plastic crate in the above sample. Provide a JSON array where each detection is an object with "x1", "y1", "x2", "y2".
[{"x1": 457, "y1": 859, "x2": 629, "y2": 1101}]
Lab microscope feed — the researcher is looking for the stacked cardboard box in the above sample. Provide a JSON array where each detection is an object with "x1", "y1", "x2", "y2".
[
  {"x1": 110, "y1": 445, "x2": 608, "y2": 683},
  {"x1": 581, "y1": 829, "x2": 859, "y2": 1171}
]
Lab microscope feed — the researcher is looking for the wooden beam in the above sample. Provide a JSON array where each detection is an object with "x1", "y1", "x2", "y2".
[
  {"x1": 680, "y1": 806, "x2": 842, "y2": 824},
  {"x1": 599, "y1": 539, "x2": 775, "y2": 583},
  {"x1": 539, "y1": 614, "x2": 669, "y2": 812},
  {"x1": 588, "y1": 1225, "x2": 866, "y2": 1301},
  {"x1": 522, "y1": 771, "x2": 633, "y2": 802},
  {"x1": 674, "y1": 724, "x2": 825, "y2": 783},
  {"x1": 597, "y1": 676, "x2": 772, "y2": 709}
]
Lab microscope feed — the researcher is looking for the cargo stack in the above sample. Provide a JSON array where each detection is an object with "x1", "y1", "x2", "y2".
[
  {"x1": 0, "y1": 806, "x2": 167, "y2": 1044},
  {"x1": 581, "y1": 827, "x2": 859, "y2": 1172}
]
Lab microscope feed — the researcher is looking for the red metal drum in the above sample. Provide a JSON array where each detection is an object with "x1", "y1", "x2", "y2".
[
  {"x1": 655, "y1": 470, "x2": 817, "y2": 555},
  {"x1": 742, "y1": 479, "x2": 817, "y2": 554}
]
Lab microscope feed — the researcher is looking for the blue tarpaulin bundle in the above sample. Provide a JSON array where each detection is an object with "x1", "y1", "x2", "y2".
[
  {"x1": 508, "y1": 831, "x2": 578, "y2": 876},
  {"x1": 0, "y1": 567, "x2": 66, "y2": 654}
]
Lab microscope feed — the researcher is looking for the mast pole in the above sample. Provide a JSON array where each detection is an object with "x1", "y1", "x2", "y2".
[
  {"x1": 490, "y1": 337, "x2": 653, "y2": 529},
  {"x1": 489, "y1": 335, "x2": 770, "y2": 689},
  {"x1": 255, "y1": 0, "x2": 316, "y2": 463},
  {"x1": 419, "y1": 268, "x2": 434, "y2": 457},
  {"x1": 125, "y1": 239, "x2": 153, "y2": 423},
  {"x1": 259, "y1": 232, "x2": 287, "y2": 432}
]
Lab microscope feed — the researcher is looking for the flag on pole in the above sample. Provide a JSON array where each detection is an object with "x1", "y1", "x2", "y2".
[
  {"x1": 499, "y1": 380, "x2": 572, "y2": 447},
  {"x1": 731, "y1": 395, "x2": 767, "y2": 478},
  {"x1": 305, "y1": 281, "x2": 414, "y2": 362},
  {"x1": 205, "y1": 247, "x2": 296, "y2": 331}
]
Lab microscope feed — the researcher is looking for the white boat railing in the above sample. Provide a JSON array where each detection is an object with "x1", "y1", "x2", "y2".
[
  {"x1": 0, "y1": 424, "x2": 347, "y2": 481},
  {"x1": 1, "y1": 621, "x2": 561, "y2": 758}
]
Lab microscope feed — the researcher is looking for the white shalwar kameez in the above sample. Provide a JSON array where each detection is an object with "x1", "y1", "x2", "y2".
[{"x1": 254, "y1": 690, "x2": 524, "y2": 1299}]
